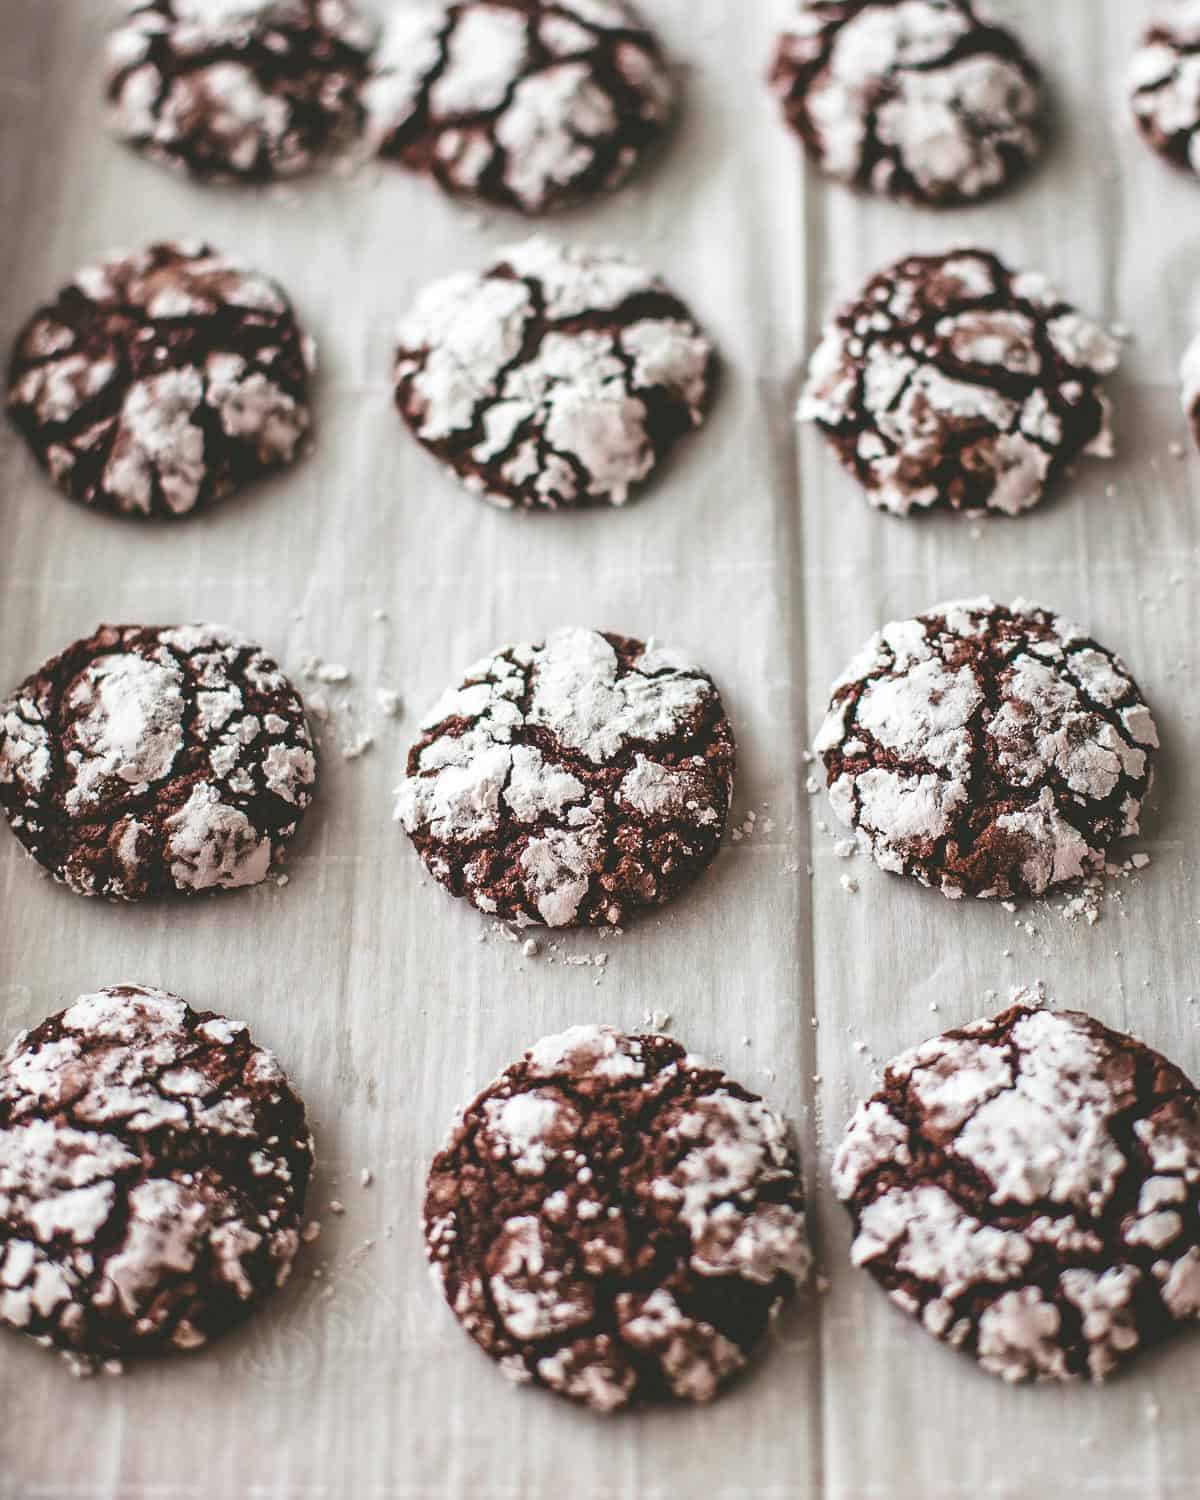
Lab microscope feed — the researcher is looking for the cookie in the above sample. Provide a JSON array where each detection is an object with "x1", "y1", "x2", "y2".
[
  {"x1": 6, "y1": 242, "x2": 314, "y2": 521},
  {"x1": 834, "y1": 1002, "x2": 1200, "y2": 1383},
  {"x1": 393, "y1": 238, "x2": 716, "y2": 512},
  {"x1": 1130, "y1": 3, "x2": 1200, "y2": 179},
  {"x1": 816, "y1": 598, "x2": 1158, "y2": 900},
  {"x1": 105, "y1": 0, "x2": 374, "y2": 181},
  {"x1": 0, "y1": 984, "x2": 312, "y2": 1373},
  {"x1": 799, "y1": 249, "x2": 1121, "y2": 517},
  {"x1": 363, "y1": 0, "x2": 674, "y2": 214},
  {"x1": 394, "y1": 627, "x2": 734, "y2": 928},
  {"x1": 425, "y1": 1024, "x2": 811, "y2": 1410},
  {"x1": 770, "y1": 0, "x2": 1044, "y2": 206},
  {"x1": 1183, "y1": 331, "x2": 1200, "y2": 439},
  {"x1": 0, "y1": 624, "x2": 317, "y2": 900}
]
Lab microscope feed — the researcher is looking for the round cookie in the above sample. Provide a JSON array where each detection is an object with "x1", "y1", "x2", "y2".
[
  {"x1": 105, "y1": 0, "x2": 374, "y2": 182},
  {"x1": 0, "y1": 985, "x2": 312, "y2": 1373},
  {"x1": 815, "y1": 598, "x2": 1158, "y2": 901},
  {"x1": 394, "y1": 627, "x2": 734, "y2": 928},
  {"x1": 1130, "y1": 3, "x2": 1200, "y2": 179},
  {"x1": 363, "y1": 0, "x2": 674, "y2": 214},
  {"x1": 394, "y1": 238, "x2": 716, "y2": 512},
  {"x1": 770, "y1": 0, "x2": 1044, "y2": 206},
  {"x1": 799, "y1": 249, "x2": 1122, "y2": 518},
  {"x1": 834, "y1": 1002, "x2": 1200, "y2": 1383},
  {"x1": 1182, "y1": 333, "x2": 1200, "y2": 449},
  {"x1": 425, "y1": 1024, "x2": 811, "y2": 1410},
  {"x1": 0, "y1": 624, "x2": 317, "y2": 900},
  {"x1": 6, "y1": 241, "x2": 314, "y2": 520}
]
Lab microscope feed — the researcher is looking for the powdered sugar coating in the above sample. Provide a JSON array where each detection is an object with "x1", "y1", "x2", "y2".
[
  {"x1": 771, "y1": 0, "x2": 1044, "y2": 205},
  {"x1": 6, "y1": 242, "x2": 313, "y2": 520},
  {"x1": 799, "y1": 249, "x2": 1120, "y2": 517},
  {"x1": 105, "y1": 0, "x2": 374, "y2": 181},
  {"x1": 1130, "y1": 2, "x2": 1200, "y2": 178},
  {"x1": 817, "y1": 598, "x2": 1158, "y2": 900},
  {"x1": 834, "y1": 1004, "x2": 1200, "y2": 1383},
  {"x1": 0, "y1": 985, "x2": 312, "y2": 1370},
  {"x1": 425, "y1": 1025, "x2": 810, "y2": 1411},
  {"x1": 364, "y1": 0, "x2": 673, "y2": 213},
  {"x1": 0, "y1": 624, "x2": 316, "y2": 900},
  {"x1": 394, "y1": 238, "x2": 716, "y2": 512},
  {"x1": 394, "y1": 628, "x2": 733, "y2": 928}
]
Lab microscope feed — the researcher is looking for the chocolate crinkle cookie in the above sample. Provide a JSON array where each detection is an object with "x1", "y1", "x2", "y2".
[
  {"x1": 394, "y1": 627, "x2": 734, "y2": 928},
  {"x1": 6, "y1": 241, "x2": 314, "y2": 520},
  {"x1": 105, "y1": 0, "x2": 375, "y2": 181},
  {"x1": 0, "y1": 624, "x2": 317, "y2": 900},
  {"x1": 816, "y1": 598, "x2": 1158, "y2": 901},
  {"x1": 0, "y1": 985, "x2": 313, "y2": 1374},
  {"x1": 1130, "y1": 2, "x2": 1200, "y2": 178},
  {"x1": 1184, "y1": 332, "x2": 1200, "y2": 447},
  {"x1": 835, "y1": 1003, "x2": 1200, "y2": 1384},
  {"x1": 363, "y1": 0, "x2": 674, "y2": 214},
  {"x1": 799, "y1": 249, "x2": 1121, "y2": 518},
  {"x1": 394, "y1": 238, "x2": 716, "y2": 512},
  {"x1": 426, "y1": 1024, "x2": 811, "y2": 1411},
  {"x1": 770, "y1": 0, "x2": 1044, "y2": 206}
]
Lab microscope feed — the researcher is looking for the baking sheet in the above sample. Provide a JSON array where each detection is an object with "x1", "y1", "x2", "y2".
[{"x1": 2, "y1": 2, "x2": 1199, "y2": 1495}]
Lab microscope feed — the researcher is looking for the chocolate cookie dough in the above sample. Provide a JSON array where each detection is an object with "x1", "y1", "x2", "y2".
[
  {"x1": 426, "y1": 1024, "x2": 811, "y2": 1410},
  {"x1": 1130, "y1": 3, "x2": 1200, "y2": 179},
  {"x1": 834, "y1": 1003, "x2": 1200, "y2": 1383},
  {"x1": 6, "y1": 241, "x2": 314, "y2": 520},
  {"x1": 364, "y1": 0, "x2": 674, "y2": 214},
  {"x1": 0, "y1": 624, "x2": 317, "y2": 899},
  {"x1": 394, "y1": 627, "x2": 734, "y2": 927},
  {"x1": 799, "y1": 249, "x2": 1121, "y2": 517},
  {"x1": 816, "y1": 598, "x2": 1158, "y2": 900},
  {"x1": 0, "y1": 985, "x2": 313, "y2": 1373},
  {"x1": 770, "y1": 0, "x2": 1044, "y2": 205},
  {"x1": 105, "y1": 0, "x2": 374, "y2": 181},
  {"x1": 393, "y1": 238, "x2": 716, "y2": 512}
]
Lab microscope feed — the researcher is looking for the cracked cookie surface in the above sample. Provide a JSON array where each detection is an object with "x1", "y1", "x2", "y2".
[
  {"x1": 426, "y1": 1024, "x2": 811, "y2": 1411},
  {"x1": 816, "y1": 598, "x2": 1158, "y2": 900},
  {"x1": 1130, "y1": 2, "x2": 1200, "y2": 179},
  {"x1": 0, "y1": 984, "x2": 313, "y2": 1373},
  {"x1": 105, "y1": 0, "x2": 374, "y2": 181},
  {"x1": 394, "y1": 627, "x2": 734, "y2": 928},
  {"x1": 7, "y1": 241, "x2": 314, "y2": 520},
  {"x1": 834, "y1": 1003, "x2": 1200, "y2": 1383},
  {"x1": 799, "y1": 249, "x2": 1121, "y2": 518},
  {"x1": 0, "y1": 624, "x2": 317, "y2": 900},
  {"x1": 770, "y1": 0, "x2": 1044, "y2": 205},
  {"x1": 364, "y1": 0, "x2": 674, "y2": 214},
  {"x1": 393, "y1": 237, "x2": 716, "y2": 512}
]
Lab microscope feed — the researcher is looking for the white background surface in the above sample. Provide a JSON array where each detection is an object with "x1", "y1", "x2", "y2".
[{"x1": 2, "y1": 2, "x2": 1199, "y2": 1495}]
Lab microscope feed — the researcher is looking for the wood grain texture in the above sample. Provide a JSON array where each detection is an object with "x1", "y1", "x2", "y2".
[{"x1": 0, "y1": 2, "x2": 1197, "y2": 1496}]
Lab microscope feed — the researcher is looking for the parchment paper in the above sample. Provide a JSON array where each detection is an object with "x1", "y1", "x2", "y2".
[{"x1": 1, "y1": 2, "x2": 1198, "y2": 1496}]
